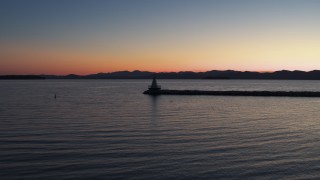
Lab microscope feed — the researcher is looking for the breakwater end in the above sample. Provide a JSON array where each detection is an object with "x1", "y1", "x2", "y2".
[{"x1": 143, "y1": 89, "x2": 320, "y2": 97}]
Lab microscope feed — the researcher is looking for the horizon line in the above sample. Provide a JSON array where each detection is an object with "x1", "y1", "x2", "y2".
[{"x1": 2, "y1": 69, "x2": 320, "y2": 76}]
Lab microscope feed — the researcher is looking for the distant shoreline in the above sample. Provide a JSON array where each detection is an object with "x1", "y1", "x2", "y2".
[{"x1": 3, "y1": 70, "x2": 320, "y2": 80}]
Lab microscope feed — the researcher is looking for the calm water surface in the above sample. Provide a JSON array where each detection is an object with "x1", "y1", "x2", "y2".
[{"x1": 1, "y1": 80, "x2": 320, "y2": 179}]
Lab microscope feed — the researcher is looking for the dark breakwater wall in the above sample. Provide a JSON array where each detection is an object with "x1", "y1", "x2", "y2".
[{"x1": 143, "y1": 90, "x2": 320, "y2": 97}]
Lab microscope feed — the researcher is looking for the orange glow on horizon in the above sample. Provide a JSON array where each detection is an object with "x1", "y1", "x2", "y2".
[{"x1": 1, "y1": 32, "x2": 320, "y2": 75}]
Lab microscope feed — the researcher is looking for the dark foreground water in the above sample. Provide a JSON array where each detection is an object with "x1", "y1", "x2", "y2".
[{"x1": 1, "y1": 80, "x2": 320, "y2": 179}]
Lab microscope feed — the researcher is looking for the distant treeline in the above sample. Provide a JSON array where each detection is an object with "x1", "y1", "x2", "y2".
[{"x1": 3, "y1": 70, "x2": 320, "y2": 80}]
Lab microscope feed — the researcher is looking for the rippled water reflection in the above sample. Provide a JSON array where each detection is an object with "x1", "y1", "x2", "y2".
[{"x1": 1, "y1": 80, "x2": 320, "y2": 179}]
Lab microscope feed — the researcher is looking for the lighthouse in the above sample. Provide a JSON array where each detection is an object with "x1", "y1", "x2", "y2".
[{"x1": 148, "y1": 75, "x2": 161, "y2": 91}]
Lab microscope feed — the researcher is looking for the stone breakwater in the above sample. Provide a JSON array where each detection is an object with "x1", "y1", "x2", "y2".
[{"x1": 143, "y1": 90, "x2": 320, "y2": 97}]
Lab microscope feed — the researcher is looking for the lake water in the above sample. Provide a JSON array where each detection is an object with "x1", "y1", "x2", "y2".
[{"x1": 1, "y1": 80, "x2": 320, "y2": 179}]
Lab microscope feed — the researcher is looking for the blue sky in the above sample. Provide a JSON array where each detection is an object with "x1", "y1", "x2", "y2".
[{"x1": 1, "y1": 0, "x2": 320, "y2": 74}]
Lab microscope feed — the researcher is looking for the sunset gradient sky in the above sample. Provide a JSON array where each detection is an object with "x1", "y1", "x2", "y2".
[{"x1": 1, "y1": 0, "x2": 320, "y2": 75}]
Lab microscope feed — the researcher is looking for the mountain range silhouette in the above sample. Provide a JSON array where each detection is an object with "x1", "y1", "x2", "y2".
[{"x1": 3, "y1": 70, "x2": 320, "y2": 80}]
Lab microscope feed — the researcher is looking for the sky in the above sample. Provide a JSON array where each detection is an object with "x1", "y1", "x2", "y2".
[{"x1": 1, "y1": 0, "x2": 320, "y2": 75}]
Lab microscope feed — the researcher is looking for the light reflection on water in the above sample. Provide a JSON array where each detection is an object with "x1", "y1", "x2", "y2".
[{"x1": 1, "y1": 80, "x2": 320, "y2": 179}]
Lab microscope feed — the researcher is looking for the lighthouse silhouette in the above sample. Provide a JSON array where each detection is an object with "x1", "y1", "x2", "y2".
[{"x1": 148, "y1": 75, "x2": 161, "y2": 91}]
